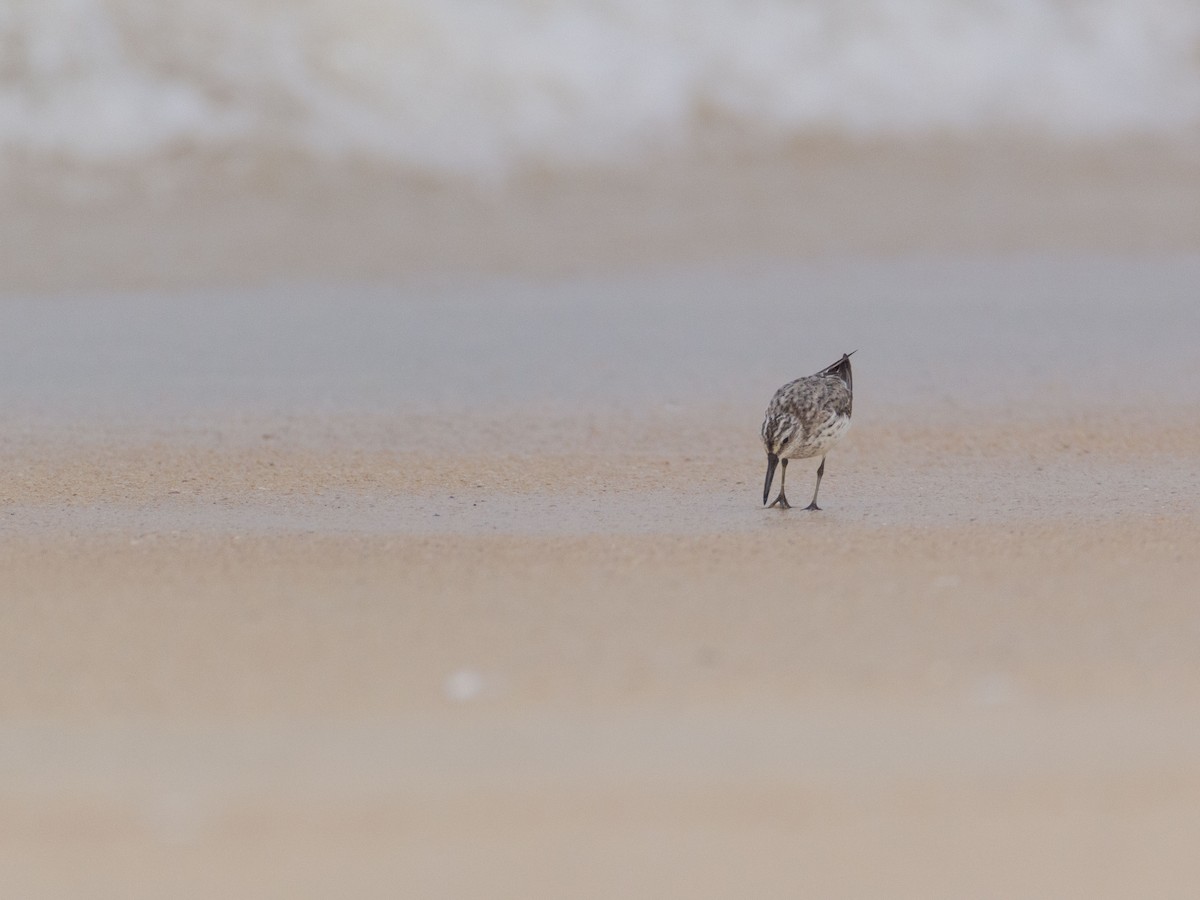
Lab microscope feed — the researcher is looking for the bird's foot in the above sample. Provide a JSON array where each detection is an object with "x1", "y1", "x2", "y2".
[
  {"x1": 768, "y1": 494, "x2": 791, "y2": 510},
  {"x1": 804, "y1": 501, "x2": 822, "y2": 511}
]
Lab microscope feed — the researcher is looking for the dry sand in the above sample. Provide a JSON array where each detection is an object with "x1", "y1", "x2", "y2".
[
  {"x1": 4, "y1": 408, "x2": 1200, "y2": 897},
  {"x1": 4, "y1": 142, "x2": 1200, "y2": 897}
]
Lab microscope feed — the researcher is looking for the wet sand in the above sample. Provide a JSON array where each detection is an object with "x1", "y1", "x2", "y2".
[
  {"x1": 4, "y1": 147, "x2": 1200, "y2": 896},
  {"x1": 3, "y1": 139, "x2": 1199, "y2": 293}
]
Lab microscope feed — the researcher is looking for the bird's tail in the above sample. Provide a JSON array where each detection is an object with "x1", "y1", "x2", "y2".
[{"x1": 816, "y1": 351, "x2": 855, "y2": 393}]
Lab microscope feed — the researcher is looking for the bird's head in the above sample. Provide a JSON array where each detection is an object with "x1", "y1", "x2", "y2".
[
  {"x1": 760, "y1": 417, "x2": 790, "y2": 504},
  {"x1": 760, "y1": 416, "x2": 792, "y2": 458}
]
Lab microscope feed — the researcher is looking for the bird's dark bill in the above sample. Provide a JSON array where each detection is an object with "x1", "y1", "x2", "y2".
[{"x1": 762, "y1": 453, "x2": 779, "y2": 505}]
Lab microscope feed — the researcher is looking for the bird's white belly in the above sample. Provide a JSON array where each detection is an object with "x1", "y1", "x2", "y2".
[{"x1": 784, "y1": 412, "x2": 851, "y2": 459}]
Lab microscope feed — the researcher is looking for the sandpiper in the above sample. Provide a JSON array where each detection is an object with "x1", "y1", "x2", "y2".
[{"x1": 760, "y1": 352, "x2": 854, "y2": 510}]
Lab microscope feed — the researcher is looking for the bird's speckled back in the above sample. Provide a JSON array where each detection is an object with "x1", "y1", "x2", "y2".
[{"x1": 761, "y1": 354, "x2": 854, "y2": 459}]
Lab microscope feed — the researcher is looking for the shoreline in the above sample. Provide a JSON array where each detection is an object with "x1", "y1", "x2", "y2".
[{"x1": 4, "y1": 138, "x2": 1199, "y2": 293}]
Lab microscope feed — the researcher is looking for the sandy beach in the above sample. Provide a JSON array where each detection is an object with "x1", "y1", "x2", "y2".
[
  {"x1": 4, "y1": 5, "x2": 1200, "y2": 891},
  {"x1": 4, "y1": 413, "x2": 1200, "y2": 896},
  {"x1": 4, "y1": 245, "x2": 1200, "y2": 895}
]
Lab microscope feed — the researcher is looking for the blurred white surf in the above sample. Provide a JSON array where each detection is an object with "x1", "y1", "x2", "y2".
[{"x1": 1, "y1": 0, "x2": 1197, "y2": 180}]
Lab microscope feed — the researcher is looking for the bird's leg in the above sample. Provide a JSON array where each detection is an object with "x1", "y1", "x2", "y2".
[
  {"x1": 804, "y1": 457, "x2": 825, "y2": 511},
  {"x1": 768, "y1": 458, "x2": 791, "y2": 509}
]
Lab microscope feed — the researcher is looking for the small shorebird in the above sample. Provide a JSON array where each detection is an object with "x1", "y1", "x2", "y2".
[{"x1": 760, "y1": 352, "x2": 854, "y2": 510}]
